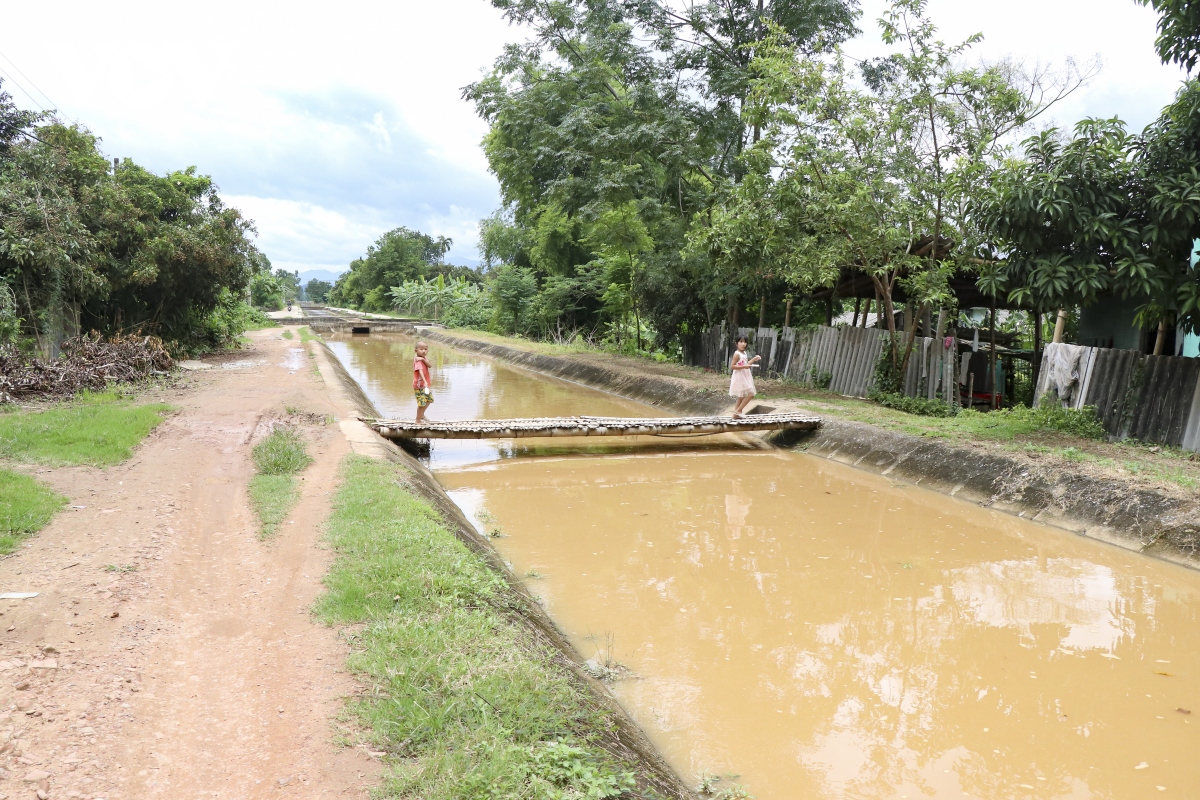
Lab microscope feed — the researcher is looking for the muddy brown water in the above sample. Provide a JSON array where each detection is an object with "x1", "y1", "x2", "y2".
[{"x1": 328, "y1": 333, "x2": 1200, "y2": 799}]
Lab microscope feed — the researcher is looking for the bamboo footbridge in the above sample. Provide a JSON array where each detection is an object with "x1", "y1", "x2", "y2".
[{"x1": 362, "y1": 412, "x2": 822, "y2": 440}]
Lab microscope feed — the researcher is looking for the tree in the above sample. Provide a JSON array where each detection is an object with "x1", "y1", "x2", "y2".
[
  {"x1": 979, "y1": 81, "x2": 1200, "y2": 340},
  {"x1": 305, "y1": 279, "x2": 332, "y2": 303},
  {"x1": 1137, "y1": 0, "x2": 1200, "y2": 72},
  {"x1": 468, "y1": 0, "x2": 860, "y2": 349},
  {"x1": 1, "y1": 82, "x2": 261, "y2": 354},
  {"x1": 728, "y1": 1, "x2": 1084, "y2": 383},
  {"x1": 329, "y1": 227, "x2": 458, "y2": 311}
]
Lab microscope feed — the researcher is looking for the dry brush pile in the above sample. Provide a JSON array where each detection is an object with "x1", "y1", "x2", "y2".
[{"x1": 0, "y1": 334, "x2": 174, "y2": 402}]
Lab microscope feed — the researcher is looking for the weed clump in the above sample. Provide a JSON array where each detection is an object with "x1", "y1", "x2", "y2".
[
  {"x1": 0, "y1": 469, "x2": 67, "y2": 554},
  {"x1": 252, "y1": 427, "x2": 312, "y2": 475},
  {"x1": 958, "y1": 402, "x2": 1106, "y2": 440},
  {"x1": 869, "y1": 390, "x2": 958, "y2": 417},
  {"x1": 249, "y1": 427, "x2": 311, "y2": 538}
]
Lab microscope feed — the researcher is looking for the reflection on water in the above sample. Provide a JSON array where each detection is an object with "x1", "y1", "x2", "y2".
[
  {"x1": 324, "y1": 333, "x2": 757, "y2": 469},
  {"x1": 327, "y1": 332, "x2": 1200, "y2": 800}
]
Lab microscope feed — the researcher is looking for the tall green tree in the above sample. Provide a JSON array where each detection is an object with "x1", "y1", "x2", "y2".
[
  {"x1": 979, "y1": 81, "x2": 1200, "y2": 339},
  {"x1": 1, "y1": 82, "x2": 260, "y2": 353},
  {"x1": 329, "y1": 227, "x2": 458, "y2": 311},
  {"x1": 468, "y1": 0, "x2": 859, "y2": 348}
]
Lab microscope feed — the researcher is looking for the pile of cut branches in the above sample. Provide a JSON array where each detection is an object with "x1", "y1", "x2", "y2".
[{"x1": 0, "y1": 334, "x2": 174, "y2": 402}]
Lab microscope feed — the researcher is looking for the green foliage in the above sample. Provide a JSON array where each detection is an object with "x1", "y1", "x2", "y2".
[
  {"x1": 251, "y1": 427, "x2": 312, "y2": 475},
  {"x1": 869, "y1": 390, "x2": 958, "y2": 417},
  {"x1": 249, "y1": 474, "x2": 298, "y2": 540},
  {"x1": 1137, "y1": 0, "x2": 1200, "y2": 71},
  {"x1": 467, "y1": 0, "x2": 859, "y2": 348},
  {"x1": 315, "y1": 456, "x2": 642, "y2": 799},
  {"x1": 952, "y1": 403, "x2": 1106, "y2": 441},
  {"x1": 0, "y1": 80, "x2": 262, "y2": 352},
  {"x1": 489, "y1": 264, "x2": 539, "y2": 334},
  {"x1": 248, "y1": 427, "x2": 310, "y2": 539},
  {"x1": 305, "y1": 278, "x2": 332, "y2": 303},
  {"x1": 979, "y1": 79, "x2": 1200, "y2": 334},
  {"x1": 330, "y1": 227, "x2": 479, "y2": 313},
  {"x1": 0, "y1": 468, "x2": 67, "y2": 554},
  {"x1": 389, "y1": 274, "x2": 492, "y2": 328},
  {"x1": 0, "y1": 391, "x2": 171, "y2": 466}
]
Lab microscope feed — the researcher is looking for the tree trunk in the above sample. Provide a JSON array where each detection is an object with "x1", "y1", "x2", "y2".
[
  {"x1": 990, "y1": 298, "x2": 998, "y2": 409},
  {"x1": 852, "y1": 297, "x2": 861, "y2": 327},
  {"x1": 897, "y1": 301, "x2": 929, "y2": 388},
  {"x1": 1153, "y1": 319, "x2": 1167, "y2": 355},
  {"x1": 758, "y1": 293, "x2": 767, "y2": 329},
  {"x1": 784, "y1": 297, "x2": 793, "y2": 329},
  {"x1": 1052, "y1": 309, "x2": 1067, "y2": 343}
]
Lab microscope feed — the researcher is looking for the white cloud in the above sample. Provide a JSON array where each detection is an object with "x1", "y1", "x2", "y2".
[
  {"x1": 0, "y1": 0, "x2": 1190, "y2": 273},
  {"x1": 845, "y1": 0, "x2": 1188, "y2": 131}
]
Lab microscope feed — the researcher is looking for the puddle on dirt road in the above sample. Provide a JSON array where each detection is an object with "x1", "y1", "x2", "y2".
[{"x1": 329, "y1": 333, "x2": 1200, "y2": 799}]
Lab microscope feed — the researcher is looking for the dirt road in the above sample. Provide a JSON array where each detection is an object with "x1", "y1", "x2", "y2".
[{"x1": 0, "y1": 331, "x2": 380, "y2": 800}]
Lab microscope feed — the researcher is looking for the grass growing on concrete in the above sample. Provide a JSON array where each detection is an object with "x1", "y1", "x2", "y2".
[
  {"x1": 249, "y1": 427, "x2": 311, "y2": 539},
  {"x1": 316, "y1": 455, "x2": 640, "y2": 800},
  {"x1": 0, "y1": 468, "x2": 67, "y2": 554},
  {"x1": 0, "y1": 391, "x2": 172, "y2": 467}
]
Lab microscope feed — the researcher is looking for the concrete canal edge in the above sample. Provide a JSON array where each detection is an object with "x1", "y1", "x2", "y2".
[
  {"x1": 308, "y1": 337, "x2": 698, "y2": 799},
  {"x1": 421, "y1": 328, "x2": 1200, "y2": 571}
]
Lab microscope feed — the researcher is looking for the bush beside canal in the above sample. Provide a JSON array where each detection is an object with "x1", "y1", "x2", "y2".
[{"x1": 316, "y1": 455, "x2": 653, "y2": 799}]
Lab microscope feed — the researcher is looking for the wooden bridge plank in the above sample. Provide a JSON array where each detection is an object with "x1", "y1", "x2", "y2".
[{"x1": 363, "y1": 412, "x2": 823, "y2": 440}]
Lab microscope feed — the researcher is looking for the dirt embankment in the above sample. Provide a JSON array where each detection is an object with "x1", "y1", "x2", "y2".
[
  {"x1": 421, "y1": 328, "x2": 1200, "y2": 570},
  {"x1": 0, "y1": 332, "x2": 379, "y2": 800}
]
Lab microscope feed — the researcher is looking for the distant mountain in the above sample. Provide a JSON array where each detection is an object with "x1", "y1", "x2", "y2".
[{"x1": 297, "y1": 268, "x2": 346, "y2": 285}]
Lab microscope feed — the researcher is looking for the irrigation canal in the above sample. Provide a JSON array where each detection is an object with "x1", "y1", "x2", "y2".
[{"x1": 325, "y1": 332, "x2": 1200, "y2": 799}]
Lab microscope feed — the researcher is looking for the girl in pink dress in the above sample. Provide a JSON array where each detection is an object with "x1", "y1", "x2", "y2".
[{"x1": 729, "y1": 335, "x2": 761, "y2": 418}]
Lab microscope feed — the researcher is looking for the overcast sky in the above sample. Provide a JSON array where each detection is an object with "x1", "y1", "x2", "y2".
[{"x1": 0, "y1": 1, "x2": 1188, "y2": 277}]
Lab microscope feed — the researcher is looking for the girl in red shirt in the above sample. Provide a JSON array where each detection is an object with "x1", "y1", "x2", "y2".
[{"x1": 413, "y1": 341, "x2": 433, "y2": 422}]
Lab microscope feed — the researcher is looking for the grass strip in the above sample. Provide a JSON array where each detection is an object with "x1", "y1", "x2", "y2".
[
  {"x1": 249, "y1": 426, "x2": 311, "y2": 538},
  {"x1": 315, "y1": 455, "x2": 640, "y2": 799},
  {"x1": 0, "y1": 391, "x2": 172, "y2": 467},
  {"x1": 0, "y1": 468, "x2": 67, "y2": 554}
]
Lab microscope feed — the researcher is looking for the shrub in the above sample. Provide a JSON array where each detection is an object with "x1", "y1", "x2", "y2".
[{"x1": 869, "y1": 390, "x2": 958, "y2": 417}]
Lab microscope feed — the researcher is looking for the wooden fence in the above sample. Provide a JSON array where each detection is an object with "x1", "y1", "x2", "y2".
[
  {"x1": 1036, "y1": 342, "x2": 1200, "y2": 451},
  {"x1": 685, "y1": 324, "x2": 960, "y2": 402},
  {"x1": 685, "y1": 327, "x2": 1200, "y2": 452}
]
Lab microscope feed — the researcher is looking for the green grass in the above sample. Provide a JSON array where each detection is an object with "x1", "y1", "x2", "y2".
[
  {"x1": 249, "y1": 427, "x2": 312, "y2": 538},
  {"x1": 298, "y1": 326, "x2": 317, "y2": 343},
  {"x1": 249, "y1": 474, "x2": 299, "y2": 539},
  {"x1": 0, "y1": 391, "x2": 172, "y2": 467},
  {"x1": 315, "y1": 456, "x2": 639, "y2": 799},
  {"x1": 0, "y1": 469, "x2": 67, "y2": 554},
  {"x1": 281, "y1": 329, "x2": 294, "y2": 340}
]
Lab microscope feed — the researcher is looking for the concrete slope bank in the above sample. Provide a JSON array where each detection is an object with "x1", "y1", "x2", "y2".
[
  {"x1": 312, "y1": 339, "x2": 696, "y2": 799},
  {"x1": 420, "y1": 329, "x2": 1200, "y2": 570}
]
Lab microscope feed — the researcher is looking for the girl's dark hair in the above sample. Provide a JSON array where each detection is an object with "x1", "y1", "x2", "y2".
[{"x1": 736, "y1": 335, "x2": 748, "y2": 344}]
